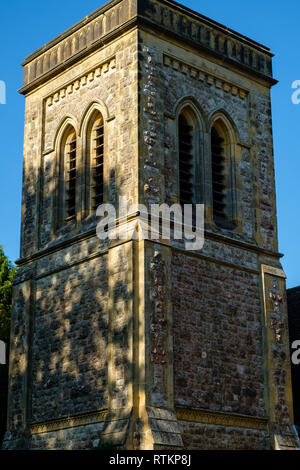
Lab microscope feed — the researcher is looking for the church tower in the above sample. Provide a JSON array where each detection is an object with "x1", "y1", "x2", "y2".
[{"x1": 4, "y1": 0, "x2": 299, "y2": 450}]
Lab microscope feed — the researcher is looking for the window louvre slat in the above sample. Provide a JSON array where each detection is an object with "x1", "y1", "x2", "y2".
[
  {"x1": 211, "y1": 127, "x2": 226, "y2": 222},
  {"x1": 179, "y1": 114, "x2": 194, "y2": 206},
  {"x1": 90, "y1": 115, "x2": 104, "y2": 211},
  {"x1": 64, "y1": 131, "x2": 77, "y2": 222}
]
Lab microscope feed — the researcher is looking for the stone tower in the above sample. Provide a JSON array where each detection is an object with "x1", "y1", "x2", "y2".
[{"x1": 3, "y1": 0, "x2": 299, "y2": 450}]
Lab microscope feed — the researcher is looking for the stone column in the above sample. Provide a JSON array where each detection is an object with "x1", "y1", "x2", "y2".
[
  {"x1": 102, "y1": 241, "x2": 134, "y2": 446},
  {"x1": 3, "y1": 273, "x2": 34, "y2": 449},
  {"x1": 131, "y1": 233, "x2": 183, "y2": 450},
  {"x1": 261, "y1": 263, "x2": 300, "y2": 450}
]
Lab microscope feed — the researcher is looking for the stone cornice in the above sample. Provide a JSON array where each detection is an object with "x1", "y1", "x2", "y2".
[
  {"x1": 45, "y1": 57, "x2": 116, "y2": 109},
  {"x1": 30, "y1": 409, "x2": 108, "y2": 435},
  {"x1": 261, "y1": 263, "x2": 287, "y2": 279},
  {"x1": 20, "y1": 0, "x2": 276, "y2": 96},
  {"x1": 150, "y1": 0, "x2": 272, "y2": 54},
  {"x1": 163, "y1": 54, "x2": 248, "y2": 100},
  {"x1": 15, "y1": 217, "x2": 283, "y2": 270},
  {"x1": 138, "y1": 0, "x2": 276, "y2": 85},
  {"x1": 175, "y1": 407, "x2": 268, "y2": 431},
  {"x1": 22, "y1": 0, "x2": 125, "y2": 65}
]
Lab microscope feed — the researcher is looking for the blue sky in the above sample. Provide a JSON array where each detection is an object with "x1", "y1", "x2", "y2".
[{"x1": 0, "y1": 0, "x2": 299, "y2": 287}]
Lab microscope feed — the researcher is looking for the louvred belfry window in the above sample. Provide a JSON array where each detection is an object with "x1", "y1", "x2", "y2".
[
  {"x1": 64, "y1": 128, "x2": 77, "y2": 222},
  {"x1": 90, "y1": 113, "x2": 104, "y2": 211},
  {"x1": 211, "y1": 126, "x2": 227, "y2": 222},
  {"x1": 178, "y1": 114, "x2": 194, "y2": 205}
]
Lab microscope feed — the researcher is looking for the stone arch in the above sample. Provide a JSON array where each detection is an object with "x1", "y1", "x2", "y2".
[
  {"x1": 54, "y1": 117, "x2": 78, "y2": 228},
  {"x1": 54, "y1": 115, "x2": 79, "y2": 153},
  {"x1": 80, "y1": 103, "x2": 108, "y2": 216},
  {"x1": 172, "y1": 95, "x2": 208, "y2": 132},
  {"x1": 208, "y1": 108, "x2": 240, "y2": 144},
  {"x1": 173, "y1": 97, "x2": 206, "y2": 205},
  {"x1": 79, "y1": 101, "x2": 111, "y2": 137}
]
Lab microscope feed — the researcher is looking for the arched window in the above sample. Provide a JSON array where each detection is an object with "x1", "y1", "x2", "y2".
[
  {"x1": 178, "y1": 109, "x2": 196, "y2": 205},
  {"x1": 87, "y1": 111, "x2": 104, "y2": 212},
  {"x1": 210, "y1": 117, "x2": 236, "y2": 230},
  {"x1": 59, "y1": 125, "x2": 77, "y2": 224}
]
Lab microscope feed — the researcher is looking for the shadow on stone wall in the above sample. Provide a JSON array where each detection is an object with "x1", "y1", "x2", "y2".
[{"x1": 4, "y1": 170, "x2": 136, "y2": 450}]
